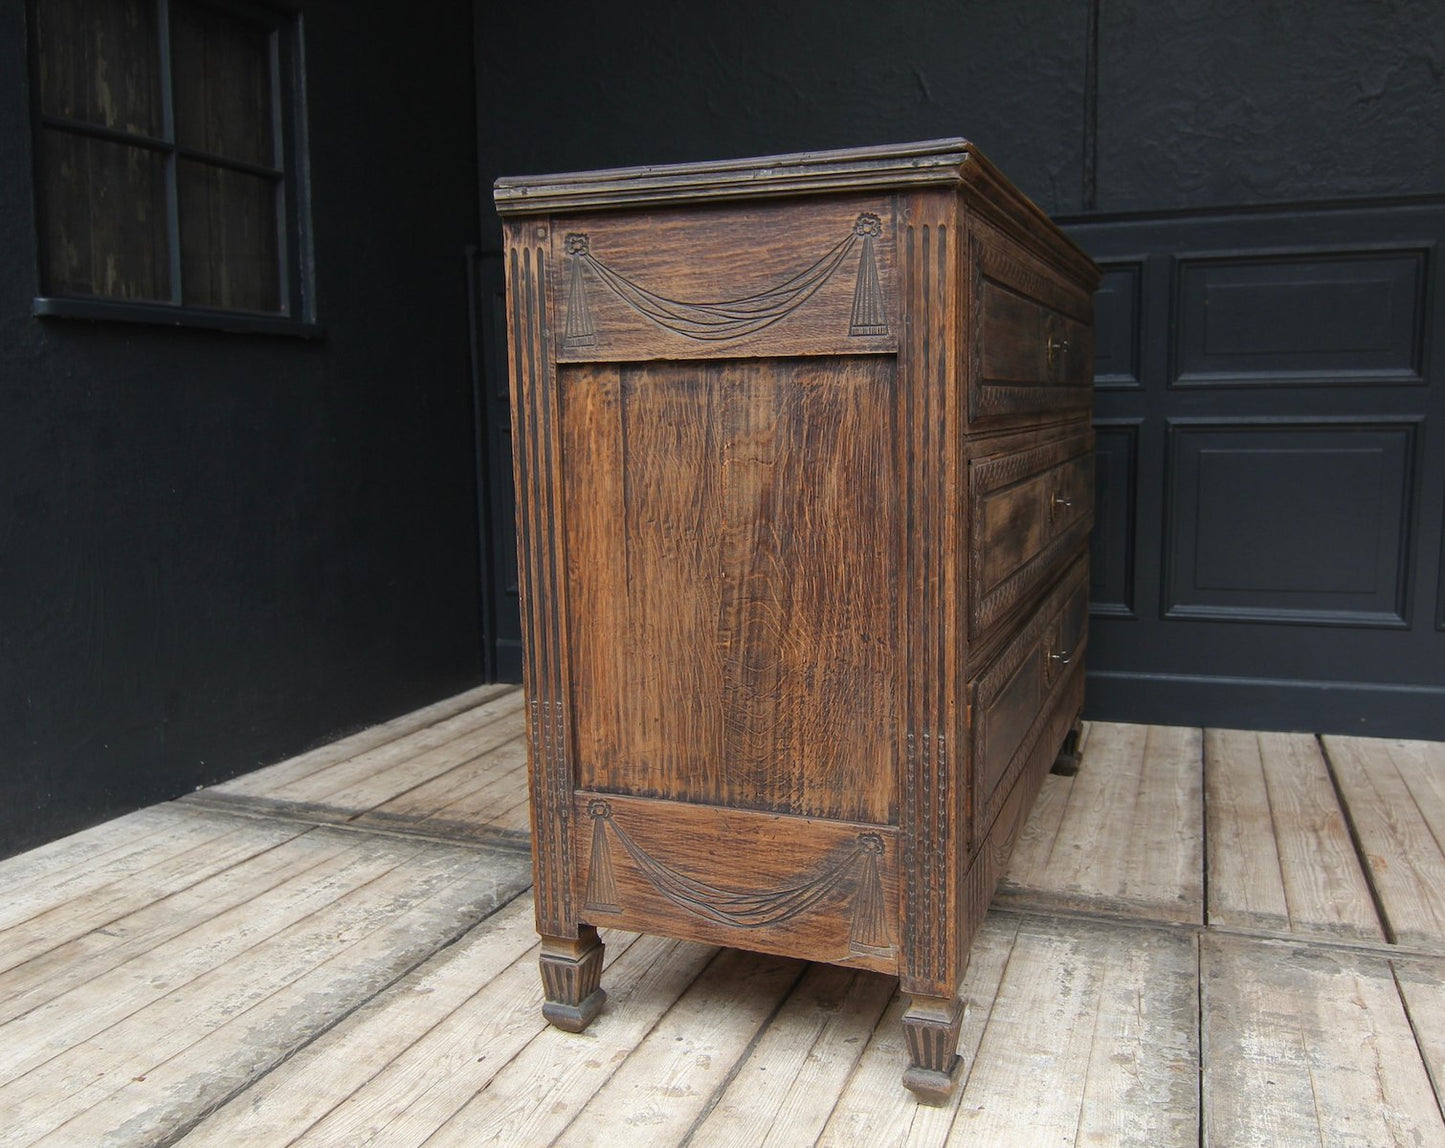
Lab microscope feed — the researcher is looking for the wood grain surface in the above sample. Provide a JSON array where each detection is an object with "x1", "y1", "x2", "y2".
[
  {"x1": 1207, "y1": 729, "x2": 1382, "y2": 941},
  {"x1": 563, "y1": 355, "x2": 899, "y2": 823},
  {"x1": 0, "y1": 807, "x2": 531, "y2": 1148},
  {"x1": 1323, "y1": 735, "x2": 1445, "y2": 950},
  {"x1": 1202, "y1": 935, "x2": 1441, "y2": 1148}
]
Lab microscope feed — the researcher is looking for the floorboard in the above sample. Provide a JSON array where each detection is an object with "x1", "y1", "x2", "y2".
[
  {"x1": 1323, "y1": 735, "x2": 1445, "y2": 951},
  {"x1": 817, "y1": 914, "x2": 1021, "y2": 1148},
  {"x1": 316, "y1": 707, "x2": 528, "y2": 816},
  {"x1": 998, "y1": 722, "x2": 1204, "y2": 924},
  {"x1": 212, "y1": 689, "x2": 525, "y2": 808},
  {"x1": 945, "y1": 914, "x2": 1199, "y2": 1148},
  {"x1": 176, "y1": 894, "x2": 543, "y2": 1146},
  {"x1": 0, "y1": 810, "x2": 307, "y2": 976},
  {"x1": 369, "y1": 734, "x2": 527, "y2": 823},
  {"x1": 1207, "y1": 729, "x2": 1382, "y2": 942},
  {"x1": 526, "y1": 948, "x2": 805, "y2": 1148},
  {"x1": 0, "y1": 806, "x2": 261, "y2": 933},
  {"x1": 4, "y1": 702, "x2": 1443, "y2": 1147},
  {"x1": 195, "y1": 691, "x2": 533, "y2": 843},
  {"x1": 684, "y1": 963, "x2": 895, "y2": 1148},
  {"x1": 0, "y1": 820, "x2": 349, "y2": 1028},
  {"x1": 1201, "y1": 934, "x2": 1444, "y2": 1148},
  {"x1": 0, "y1": 806, "x2": 184, "y2": 897},
  {"x1": 352, "y1": 735, "x2": 532, "y2": 842},
  {"x1": 1392, "y1": 955, "x2": 1445, "y2": 1118},
  {"x1": 0, "y1": 813, "x2": 530, "y2": 1148},
  {"x1": 207, "y1": 684, "x2": 517, "y2": 798}
]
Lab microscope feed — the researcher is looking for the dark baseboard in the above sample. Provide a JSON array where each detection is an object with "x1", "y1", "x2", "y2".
[
  {"x1": 491, "y1": 639, "x2": 524, "y2": 684},
  {"x1": 1084, "y1": 670, "x2": 1445, "y2": 740}
]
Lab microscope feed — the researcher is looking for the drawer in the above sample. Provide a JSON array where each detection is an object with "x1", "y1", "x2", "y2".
[
  {"x1": 970, "y1": 222, "x2": 1094, "y2": 426},
  {"x1": 969, "y1": 555, "x2": 1088, "y2": 848},
  {"x1": 1044, "y1": 573, "x2": 1088, "y2": 690},
  {"x1": 981, "y1": 282, "x2": 1092, "y2": 388},
  {"x1": 969, "y1": 431, "x2": 1093, "y2": 639}
]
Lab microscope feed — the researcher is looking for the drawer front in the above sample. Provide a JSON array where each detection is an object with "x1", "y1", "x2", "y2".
[
  {"x1": 969, "y1": 431, "x2": 1093, "y2": 640},
  {"x1": 980, "y1": 282, "x2": 1092, "y2": 388},
  {"x1": 970, "y1": 554, "x2": 1088, "y2": 848},
  {"x1": 970, "y1": 222, "x2": 1094, "y2": 426}
]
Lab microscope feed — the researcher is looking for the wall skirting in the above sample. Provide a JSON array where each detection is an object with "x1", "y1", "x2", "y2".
[{"x1": 1085, "y1": 670, "x2": 1445, "y2": 740}]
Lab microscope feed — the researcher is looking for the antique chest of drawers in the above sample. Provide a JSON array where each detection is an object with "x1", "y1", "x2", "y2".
[{"x1": 494, "y1": 139, "x2": 1099, "y2": 1101}]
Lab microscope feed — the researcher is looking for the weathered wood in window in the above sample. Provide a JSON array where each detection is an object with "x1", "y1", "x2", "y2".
[
  {"x1": 31, "y1": 0, "x2": 293, "y2": 318},
  {"x1": 171, "y1": 1, "x2": 275, "y2": 168},
  {"x1": 37, "y1": 129, "x2": 170, "y2": 301},
  {"x1": 178, "y1": 160, "x2": 280, "y2": 312},
  {"x1": 35, "y1": 0, "x2": 161, "y2": 136}
]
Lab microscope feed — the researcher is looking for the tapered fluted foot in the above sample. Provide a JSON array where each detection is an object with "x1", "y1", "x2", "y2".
[
  {"x1": 901, "y1": 993, "x2": 965, "y2": 1104},
  {"x1": 539, "y1": 926, "x2": 606, "y2": 1033}
]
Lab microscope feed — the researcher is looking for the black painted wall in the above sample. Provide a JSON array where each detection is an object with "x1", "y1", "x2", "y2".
[
  {"x1": 476, "y1": 0, "x2": 1443, "y2": 234},
  {"x1": 1, "y1": 1, "x2": 487, "y2": 857},
  {"x1": 475, "y1": 0, "x2": 1445, "y2": 737}
]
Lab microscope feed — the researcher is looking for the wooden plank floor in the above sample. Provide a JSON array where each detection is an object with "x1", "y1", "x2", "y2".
[{"x1": 2, "y1": 686, "x2": 1443, "y2": 1146}]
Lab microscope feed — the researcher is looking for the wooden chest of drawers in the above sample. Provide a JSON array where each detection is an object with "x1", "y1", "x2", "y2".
[{"x1": 494, "y1": 139, "x2": 1099, "y2": 1102}]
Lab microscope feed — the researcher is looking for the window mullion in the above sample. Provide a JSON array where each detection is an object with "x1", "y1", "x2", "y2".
[
  {"x1": 157, "y1": 0, "x2": 183, "y2": 306},
  {"x1": 173, "y1": 143, "x2": 281, "y2": 180},
  {"x1": 268, "y1": 27, "x2": 291, "y2": 317},
  {"x1": 37, "y1": 115, "x2": 174, "y2": 154}
]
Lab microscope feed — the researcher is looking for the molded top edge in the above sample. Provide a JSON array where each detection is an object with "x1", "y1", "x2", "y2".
[
  {"x1": 494, "y1": 138, "x2": 1099, "y2": 284},
  {"x1": 493, "y1": 138, "x2": 976, "y2": 214}
]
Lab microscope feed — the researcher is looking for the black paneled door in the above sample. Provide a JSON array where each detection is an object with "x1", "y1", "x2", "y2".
[{"x1": 1070, "y1": 202, "x2": 1445, "y2": 738}]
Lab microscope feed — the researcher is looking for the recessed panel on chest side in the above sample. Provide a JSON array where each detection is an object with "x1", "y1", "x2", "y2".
[{"x1": 560, "y1": 355, "x2": 901, "y2": 825}]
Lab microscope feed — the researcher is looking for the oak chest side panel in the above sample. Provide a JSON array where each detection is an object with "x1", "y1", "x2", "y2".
[{"x1": 561, "y1": 354, "x2": 901, "y2": 826}]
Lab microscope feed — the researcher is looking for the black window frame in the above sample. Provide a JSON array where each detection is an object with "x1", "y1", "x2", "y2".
[{"x1": 26, "y1": 0, "x2": 320, "y2": 338}]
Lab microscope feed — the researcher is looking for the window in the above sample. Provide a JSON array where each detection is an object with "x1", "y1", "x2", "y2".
[{"x1": 29, "y1": 0, "x2": 315, "y2": 333}]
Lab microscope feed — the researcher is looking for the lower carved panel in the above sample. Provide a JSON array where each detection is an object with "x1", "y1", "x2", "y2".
[{"x1": 570, "y1": 792, "x2": 900, "y2": 973}]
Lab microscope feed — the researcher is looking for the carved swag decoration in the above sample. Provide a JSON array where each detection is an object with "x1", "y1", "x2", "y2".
[
  {"x1": 583, "y1": 799, "x2": 892, "y2": 958},
  {"x1": 563, "y1": 213, "x2": 888, "y2": 345}
]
